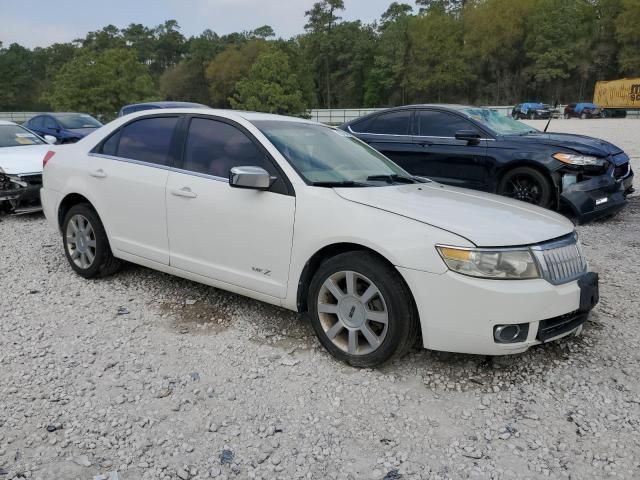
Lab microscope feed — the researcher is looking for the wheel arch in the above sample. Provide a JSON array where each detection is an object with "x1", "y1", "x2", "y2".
[
  {"x1": 496, "y1": 161, "x2": 560, "y2": 208},
  {"x1": 295, "y1": 242, "x2": 419, "y2": 319},
  {"x1": 57, "y1": 193, "x2": 96, "y2": 230}
]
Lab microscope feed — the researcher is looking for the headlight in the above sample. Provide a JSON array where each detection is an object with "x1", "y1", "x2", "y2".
[
  {"x1": 436, "y1": 246, "x2": 540, "y2": 279},
  {"x1": 553, "y1": 152, "x2": 606, "y2": 167}
]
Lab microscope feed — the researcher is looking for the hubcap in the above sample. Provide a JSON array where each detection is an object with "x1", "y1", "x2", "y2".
[
  {"x1": 505, "y1": 176, "x2": 542, "y2": 204},
  {"x1": 317, "y1": 271, "x2": 388, "y2": 356},
  {"x1": 66, "y1": 214, "x2": 97, "y2": 269}
]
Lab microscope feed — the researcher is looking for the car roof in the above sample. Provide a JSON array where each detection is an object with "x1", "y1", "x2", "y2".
[
  {"x1": 123, "y1": 101, "x2": 209, "y2": 109},
  {"x1": 0, "y1": 120, "x2": 19, "y2": 126},
  {"x1": 118, "y1": 108, "x2": 318, "y2": 125}
]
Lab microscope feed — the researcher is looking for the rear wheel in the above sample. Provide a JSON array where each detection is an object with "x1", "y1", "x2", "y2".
[
  {"x1": 307, "y1": 252, "x2": 418, "y2": 367},
  {"x1": 580, "y1": 112, "x2": 588, "y2": 119},
  {"x1": 62, "y1": 203, "x2": 121, "y2": 278},
  {"x1": 564, "y1": 113, "x2": 570, "y2": 119},
  {"x1": 498, "y1": 167, "x2": 553, "y2": 208}
]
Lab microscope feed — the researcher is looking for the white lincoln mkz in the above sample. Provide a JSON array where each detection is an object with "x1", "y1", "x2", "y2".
[{"x1": 41, "y1": 109, "x2": 599, "y2": 367}]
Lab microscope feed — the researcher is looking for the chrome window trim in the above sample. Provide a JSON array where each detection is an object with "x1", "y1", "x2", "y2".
[
  {"x1": 348, "y1": 125, "x2": 496, "y2": 141},
  {"x1": 89, "y1": 153, "x2": 229, "y2": 183},
  {"x1": 347, "y1": 125, "x2": 411, "y2": 138},
  {"x1": 414, "y1": 134, "x2": 496, "y2": 142}
]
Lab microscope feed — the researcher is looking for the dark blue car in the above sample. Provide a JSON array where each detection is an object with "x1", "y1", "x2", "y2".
[
  {"x1": 118, "y1": 101, "x2": 209, "y2": 117},
  {"x1": 341, "y1": 104, "x2": 634, "y2": 223},
  {"x1": 24, "y1": 113, "x2": 102, "y2": 144}
]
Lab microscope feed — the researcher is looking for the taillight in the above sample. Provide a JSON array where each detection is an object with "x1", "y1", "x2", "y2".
[{"x1": 43, "y1": 150, "x2": 55, "y2": 168}]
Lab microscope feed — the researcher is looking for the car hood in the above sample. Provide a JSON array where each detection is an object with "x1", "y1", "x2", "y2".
[
  {"x1": 0, "y1": 145, "x2": 47, "y2": 175},
  {"x1": 335, "y1": 183, "x2": 574, "y2": 247},
  {"x1": 505, "y1": 132, "x2": 624, "y2": 160}
]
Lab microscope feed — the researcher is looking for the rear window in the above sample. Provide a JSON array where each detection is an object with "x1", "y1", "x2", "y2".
[{"x1": 101, "y1": 116, "x2": 179, "y2": 166}]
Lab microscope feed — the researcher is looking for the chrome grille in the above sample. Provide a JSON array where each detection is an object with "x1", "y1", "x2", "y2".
[{"x1": 532, "y1": 235, "x2": 586, "y2": 285}]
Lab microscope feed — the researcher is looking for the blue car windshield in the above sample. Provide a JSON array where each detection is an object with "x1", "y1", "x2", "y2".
[
  {"x1": 54, "y1": 114, "x2": 102, "y2": 129},
  {"x1": 462, "y1": 108, "x2": 538, "y2": 135}
]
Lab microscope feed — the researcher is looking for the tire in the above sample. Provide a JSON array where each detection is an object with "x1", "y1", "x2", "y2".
[
  {"x1": 497, "y1": 167, "x2": 553, "y2": 208},
  {"x1": 564, "y1": 113, "x2": 570, "y2": 119},
  {"x1": 307, "y1": 251, "x2": 419, "y2": 368},
  {"x1": 528, "y1": 112, "x2": 535, "y2": 120},
  {"x1": 580, "y1": 112, "x2": 587, "y2": 119},
  {"x1": 62, "y1": 203, "x2": 121, "y2": 279}
]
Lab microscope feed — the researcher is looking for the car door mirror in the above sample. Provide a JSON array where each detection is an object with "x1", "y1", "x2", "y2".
[
  {"x1": 229, "y1": 166, "x2": 275, "y2": 191},
  {"x1": 454, "y1": 130, "x2": 481, "y2": 144},
  {"x1": 44, "y1": 135, "x2": 57, "y2": 145}
]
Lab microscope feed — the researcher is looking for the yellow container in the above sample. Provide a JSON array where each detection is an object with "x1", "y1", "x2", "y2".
[{"x1": 593, "y1": 78, "x2": 640, "y2": 109}]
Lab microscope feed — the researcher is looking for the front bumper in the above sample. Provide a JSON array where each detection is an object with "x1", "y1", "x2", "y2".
[
  {"x1": 559, "y1": 163, "x2": 634, "y2": 223},
  {"x1": 398, "y1": 267, "x2": 597, "y2": 356},
  {"x1": 0, "y1": 173, "x2": 43, "y2": 213}
]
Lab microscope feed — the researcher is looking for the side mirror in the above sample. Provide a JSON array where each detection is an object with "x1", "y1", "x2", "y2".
[
  {"x1": 454, "y1": 129, "x2": 481, "y2": 144},
  {"x1": 229, "y1": 166, "x2": 274, "y2": 191},
  {"x1": 44, "y1": 135, "x2": 57, "y2": 145}
]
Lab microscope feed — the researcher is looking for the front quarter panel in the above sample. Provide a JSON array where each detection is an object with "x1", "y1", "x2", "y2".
[{"x1": 284, "y1": 187, "x2": 472, "y2": 309}]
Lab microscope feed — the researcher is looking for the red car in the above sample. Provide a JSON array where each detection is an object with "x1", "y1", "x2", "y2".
[{"x1": 564, "y1": 103, "x2": 602, "y2": 119}]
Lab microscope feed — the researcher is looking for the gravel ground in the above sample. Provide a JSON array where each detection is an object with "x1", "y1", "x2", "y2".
[{"x1": 0, "y1": 119, "x2": 639, "y2": 480}]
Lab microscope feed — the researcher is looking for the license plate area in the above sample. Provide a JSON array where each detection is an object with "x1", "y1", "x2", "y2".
[{"x1": 578, "y1": 272, "x2": 599, "y2": 312}]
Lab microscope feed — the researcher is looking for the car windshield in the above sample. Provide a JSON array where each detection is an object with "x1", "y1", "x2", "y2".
[
  {"x1": 462, "y1": 108, "x2": 538, "y2": 135},
  {"x1": 254, "y1": 120, "x2": 412, "y2": 186},
  {"x1": 54, "y1": 114, "x2": 102, "y2": 129},
  {"x1": 0, "y1": 125, "x2": 46, "y2": 148}
]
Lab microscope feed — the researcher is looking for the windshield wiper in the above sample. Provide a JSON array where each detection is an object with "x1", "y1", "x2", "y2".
[
  {"x1": 366, "y1": 174, "x2": 418, "y2": 184},
  {"x1": 310, "y1": 180, "x2": 369, "y2": 187}
]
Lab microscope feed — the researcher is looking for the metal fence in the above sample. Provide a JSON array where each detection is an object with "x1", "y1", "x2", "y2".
[{"x1": 0, "y1": 112, "x2": 38, "y2": 123}]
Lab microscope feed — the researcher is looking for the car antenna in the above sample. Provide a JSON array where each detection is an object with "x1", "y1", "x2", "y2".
[{"x1": 544, "y1": 100, "x2": 558, "y2": 133}]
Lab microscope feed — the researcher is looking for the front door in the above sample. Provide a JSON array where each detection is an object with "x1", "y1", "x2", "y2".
[
  {"x1": 405, "y1": 109, "x2": 492, "y2": 190},
  {"x1": 166, "y1": 116, "x2": 295, "y2": 299}
]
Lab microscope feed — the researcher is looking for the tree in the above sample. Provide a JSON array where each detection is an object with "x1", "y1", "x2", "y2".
[
  {"x1": 250, "y1": 25, "x2": 276, "y2": 39},
  {"x1": 304, "y1": 0, "x2": 345, "y2": 108},
  {"x1": 230, "y1": 48, "x2": 308, "y2": 115},
  {"x1": 152, "y1": 20, "x2": 187, "y2": 75},
  {"x1": 205, "y1": 40, "x2": 269, "y2": 107},
  {"x1": 46, "y1": 48, "x2": 155, "y2": 119},
  {"x1": 616, "y1": 0, "x2": 640, "y2": 76},
  {"x1": 0, "y1": 43, "x2": 41, "y2": 110}
]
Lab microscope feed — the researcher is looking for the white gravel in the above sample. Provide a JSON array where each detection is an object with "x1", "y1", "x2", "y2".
[{"x1": 0, "y1": 119, "x2": 639, "y2": 480}]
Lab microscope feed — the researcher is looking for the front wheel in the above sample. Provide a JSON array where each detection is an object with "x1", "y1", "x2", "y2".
[
  {"x1": 307, "y1": 252, "x2": 418, "y2": 367},
  {"x1": 62, "y1": 203, "x2": 121, "y2": 278},
  {"x1": 564, "y1": 113, "x2": 570, "y2": 119},
  {"x1": 498, "y1": 167, "x2": 553, "y2": 208},
  {"x1": 580, "y1": 112, "x2": 588, "y2": 119}
]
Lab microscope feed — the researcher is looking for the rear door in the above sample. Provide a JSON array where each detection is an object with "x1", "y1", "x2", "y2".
[
  {"x1": 346, "y1": 110, "x2": 419, "y2": 166},
  {"x1": 406, "y1": 109, "x2": 492, "y2": 190},
  {"x1": 88, "y1": 115, "x2": 181, "y2": 264}
]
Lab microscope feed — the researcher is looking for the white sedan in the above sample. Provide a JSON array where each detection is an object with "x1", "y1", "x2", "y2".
[
  {"x1": 41, "y1": 109, "x2": 599, "y2": 367},
  {"x1": 0, "y1": 120, "x2": 56, "y2": 214}
]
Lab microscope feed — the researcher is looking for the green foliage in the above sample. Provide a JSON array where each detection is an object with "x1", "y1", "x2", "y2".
[
  {"x1": 46, "y1": 48, "x2": 155, "y2": 119},
  {"x1": 1, "y1": 2, "x2": 638, "y2": 113},
  {"x1": 230, "y1": 48, "x2": 308, "y2": 115}
]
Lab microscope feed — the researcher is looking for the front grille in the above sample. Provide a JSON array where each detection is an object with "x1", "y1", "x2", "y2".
[
  {"x1": 537, "y1": 311, "x2": 587, "y2": 342},
  {"x1": 532, "y1": 234, "x2": 586, "y2": 285},
  {"x1": 614, "y1": 162, "x2": 630, "y2": 179}
]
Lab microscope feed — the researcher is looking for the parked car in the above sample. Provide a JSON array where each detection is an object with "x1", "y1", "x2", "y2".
[
  {"x1": 512, "y1": 102, "x2": 554, "y2": 119},
  {"x1": 24, "y1": 113, "x2": 102, "y2": 144},
  {"x1": 118, "y1": 101, "x2": 209, "y2": 117},
  {"x1": 41, "y1": 108, "x2": 600, "y2": 366},
  {"x1": 564, "y1": 103, "x2": 602, "y2": 119},
  {"x1": 341, "y1": 105, "x2": 633, "y2": 223},
  {"x1": 0, "y1": 120, "x2": 56, "y2": 213}
]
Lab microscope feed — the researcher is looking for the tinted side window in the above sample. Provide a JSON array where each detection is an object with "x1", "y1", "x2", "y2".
[
  {"x1": 100, "y1": 131, "x2": 120, "y2": 156},
  {"x1": 117, "y1": 117, "x2": 179, "y2": 166},
  {"x1": 28, "y1": 116, "x2": 43, "y2": 129},
  {"x1": 366, "y1": 111, "x2": 411, "y2": 135},
  {"x1": 182, "y1": 118, "x2": 275, "y2": 178},
  {"x1": 44, "y1": 117, "x2": 58, "y2": 129},
  {"x1": 418, "y1": 110, "x2": 474, "y2": 137}
]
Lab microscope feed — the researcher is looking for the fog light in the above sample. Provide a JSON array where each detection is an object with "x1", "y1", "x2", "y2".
[{"x1": 493, "y1": 323, "x2": 529, "y2": 343}]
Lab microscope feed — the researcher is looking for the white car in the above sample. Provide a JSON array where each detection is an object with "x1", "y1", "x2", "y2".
[
  {"x1": 41, "y1": 109, "x2": 599, "y2": 367},
  {"x1": 0, "y1": 120, "x2": 56, "y2": 214}
]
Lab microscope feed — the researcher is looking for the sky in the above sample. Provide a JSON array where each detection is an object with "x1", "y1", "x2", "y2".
[{"x1": 0, "y1": 0, "x2": 408, "y2": 49}]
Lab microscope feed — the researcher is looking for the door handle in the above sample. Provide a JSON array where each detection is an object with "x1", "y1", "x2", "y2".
[
  {"x1": 171, "y1": 187, "x2": 198, "y2": 198},
  {"x1": 89, "y1": 169, "x2": 107, "y2": 178}
]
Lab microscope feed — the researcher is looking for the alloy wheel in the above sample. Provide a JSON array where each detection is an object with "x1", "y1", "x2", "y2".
[
  {"x1": 317, "y1": 270, "x2": 389, "y2": 356},
  {"x1": 66, "y1": 214, "x2": 97, "y2": 269},
  {"x1": 503, "y1": 175, "x2": 543, "y2": 204}
]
